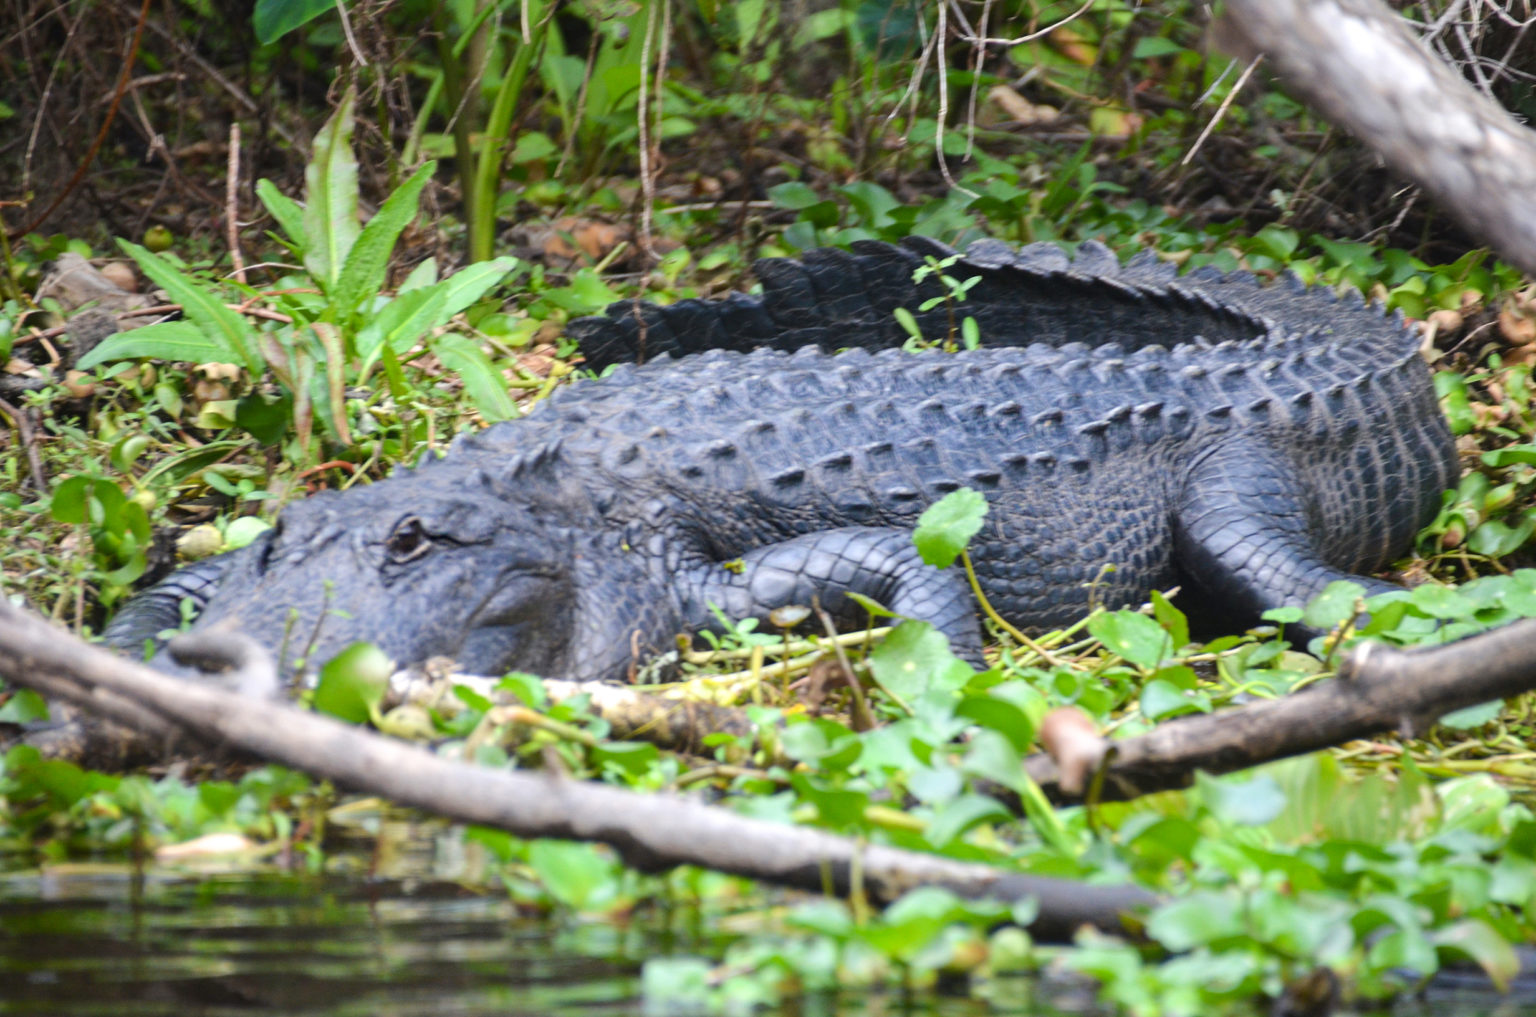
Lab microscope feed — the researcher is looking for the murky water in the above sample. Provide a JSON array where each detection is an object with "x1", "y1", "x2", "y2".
[{"x1": 1, "y1": 865, "x2": 1532, "y2": 1017}]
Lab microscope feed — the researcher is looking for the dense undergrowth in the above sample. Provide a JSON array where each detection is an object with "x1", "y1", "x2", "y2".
[{"x1": 6, "y1": 1, "x2": 1536, "y2": 1014}]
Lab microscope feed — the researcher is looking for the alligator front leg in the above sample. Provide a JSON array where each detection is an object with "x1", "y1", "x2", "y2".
[
  {"x1": 682, "y1": 527, "x2": 984, "y2": 662},
  {"x1": 100, "y1": 549, "x2": 247, "y2": 657},
  {"x1": 1173, "y1": 441, "x2": 1401, "y2": 632}
]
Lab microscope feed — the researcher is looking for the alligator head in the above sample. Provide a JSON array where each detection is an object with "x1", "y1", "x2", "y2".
[{"x1": 156, "y1": 472, "x2": 577, "y2": 683}]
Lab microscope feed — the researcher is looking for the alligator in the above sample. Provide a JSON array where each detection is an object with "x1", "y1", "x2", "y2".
[{"x1": 103, "y1": 236, "x2": 1459, "y2": 684}]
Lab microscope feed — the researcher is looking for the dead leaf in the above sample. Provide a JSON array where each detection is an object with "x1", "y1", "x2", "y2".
[{"x1": 987, "y1": 86, "x2": 1059, "y2": 125}]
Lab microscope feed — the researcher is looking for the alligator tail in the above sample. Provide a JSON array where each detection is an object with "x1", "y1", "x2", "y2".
[{"x1": 565, "y1": 237, "x2": 1412, "y2": 371}]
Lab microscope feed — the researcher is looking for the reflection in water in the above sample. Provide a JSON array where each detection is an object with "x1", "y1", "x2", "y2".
[
  {"x1": 0, "y1": 867, "x2": 647, "y2": 1017},
  {"x1": 0, "y1": 866, "x2": 1532, "y2": 1017}
]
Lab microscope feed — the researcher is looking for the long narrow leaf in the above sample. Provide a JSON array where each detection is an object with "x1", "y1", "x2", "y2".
[
  {"x1": 354, "y1": 256, "x2": 517, "y2": 374},
  {"x1": 303, "y1": 87, "x2": 360, "y2": 290},
  {"x1": 355, "y1": 288, "x2": 446, "y2": 367},
  {"x1": 76, "y1": 322, "x2": 237, "y2": 370},
  {"x1": 310, "y1": 322, "x2": 353, "y2": 445},
  {"x1": 255, "y1": 178, "x2": 308, "y2": 253},
  {"x1": 333, "y1": 162, "x2": 435, "y2": 322},
  {"x1": 117, "y1": 241, "x2": 261, "y2": 374},
  {"x1": 431, "y1": 257, "x2": 519, "y2": 323},
  {"x1": 431, "y1": 333, "x2": 517, "y2": 422}
]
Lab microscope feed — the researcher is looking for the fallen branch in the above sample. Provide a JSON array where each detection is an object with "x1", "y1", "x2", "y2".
[
  {"x1": 0, "y1": 600, "x2": 1154, "y2": 942},
  {"x1": 1216, "y1": 0, "x2": 1536, "y2": 276},
  {"x1": 1026, "y1": 620, "x2": 1536, "y2": 803}
]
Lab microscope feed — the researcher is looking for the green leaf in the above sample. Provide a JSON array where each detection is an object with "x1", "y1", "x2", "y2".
[
  {"x1": 954, "y1": 694, "x2": 1035, "y2": 753},
  {"x1": 1468, "y1": 514, "x2": 1536, "y2": 557},
  {"x1": 868, "y1": 621, "x2": 966, "y2": 702},
  {"x1": 913, "y1": 487, "x2": 988, "y2": 568},
  {"x1": 1481, "y1": 443, "x2": 1536, "y2": 468},
  {"x1": 1088, "y1": 610, "x2": 1170, "y2": 669},
  {"x1": 1431, "y1": 919, "x2": 1519, "y2": 992},
  {"x1": 790, "y1": 773, "x2": 870, "y2": 830},
  {"x1": 430, "y1": 333, "x2": 518, "y2": 423},
  {"x1": 527, "y1": 840, "x2": 619, "y2": 912},
  {"x1": 1302, "y1": 580, "x2": 1367, "y2": 631},
  {"x1": 116, "y1": 242, "x2": 261, "y2": 374},
  {"x1": 235, "y1": 391, "x2": 293, "y2": 445},
  {"x1": 312, "y1": 642, "x2": 392, "y2": 724},
  {"x1": 1132, "y1": 36, "x2": 1186, "y2": 59},
  {"x1": 356, "y1": 257, "x2": 517, "y2": 368},
  {"x1": 1140, "y1": 679, "x2": 1204, "y2": 721},
  {"x1": 0, "y1": 688, "x2": 49, "y2": 724},
  {"x1": 1438, "y1": 699, "x2": 1503, "y2": 730},
  {"x1": 49, "y1": 476, "x2": 93, "y2": 523},
  {"x1": 767, "y1": 181, "x2": 822, "y2": 210},
  {"x1": 1435, "y1": 371, "x2": 1476, "y2": 436},
  {"x1": 1150, "y1": 590, "x2": 1188, "y2": 649},
  {"x1": 252, "y1": 0, "x2": 334, "y2": 44},
  {"x1": 1196, "y1": 772, "x2": 1287, "y2": 825},
  {"x1": 924, "y1": 793, "x2": 1010, "y2": 849},
  {"x1": 255, "y1": 178, "x2": 307, "y2": 252},
  {"x1": 333, "y1": 162, "x2": 435, "y2": 320},
  {"x1": 77, "y1": 322, "x2": 232, "y2": 371},
  {"x1": 1146, "y1": 892, "x2": 1243, "y2": 951},
  {"x1": 303, "y1": 88, "x2": 361, "y2": 289}
]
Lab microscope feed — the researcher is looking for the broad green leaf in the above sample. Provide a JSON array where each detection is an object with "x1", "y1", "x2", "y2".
[
  {"x1": 1146, "y1": 892, "x2": 1244, "y2": 951},
  {"x1": 49, "y1": 476, "x2": 93, "y2": 523},
  {"x1": 116, "y1": 242, "x2": 260, "y2": 374},
  {"x1": 430, "y1": 333, "x2": 518, "y2": 422},
  {"x1": 868, "y1": 621, "x2": 965, "y2": 702},
  {"x1": 1302, "y1": 579, "x2": 1367, "y2": 631},
  {"x1": 528, "y1": 840, "x2": 620, "y2": 912},
  {"x1": 1088, "y1": 610, "x2": 1170, "y2": 669},
  {"x1": 333, "y1": 162, "x2": 435, "y2": 320},
  {"x1": 252, "y1": 0, "x2": 333, "y2": 44},
  {"x1": 1431, "y1": 919, "x2": 1520, "y2": 992},
  {"x1": 0, "y1": 688, "x2": 49, "y2": 724},
  {"x1": 954, "y1": 695, "x2": 1034, "y2": 753},
  {"x1": 313, "y1": 642, "x2": 392, "y2": 724},
  {"x1": 303, "y1": 88, "x2": 360, "y2": 289},
  {"x1": 789, "y1": 773, "x2": 870, "y2": 830},
  {"x1": 1438, "y1": 699, "x2": 1503, "y2": 729},
  {"x1": 923, "y1": 793, "x2": 1010, "y2": 848},
  {"x1": 1140, "y1": 678, "x2": 1203, "y2": 721},
  {"x1": 1196, "y1": 772, "x2": 1287, "y2": 826},
  {"x1": 255, "y1": 178, "x2": 307, "y2": 252},
  {"x1": 77, "y1": 321, "x2": 234, "y2": 370},
  {"x1": 913, "y1": 487, "x2": 988, "y2": 567}
]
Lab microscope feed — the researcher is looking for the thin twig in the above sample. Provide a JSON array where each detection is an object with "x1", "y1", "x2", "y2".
[
  {"x1": 1180, "y1": 55, "x2": 1262, "y2": 168},
  {"x1": 335, "y1": 0, "x2": 369, "y2": 68},
  {"x1": 9, "y1": 0, "x2": 153, "y2": 239},
  {"x1": 0, "y1": 396, "x2": 47, "y2": 494},
  {"x1": 226, "y1": 123, "x2": 246, "y2": 285},
  {"x1": 951, "y1": 0, "x2": 1094, "y2": 46}
]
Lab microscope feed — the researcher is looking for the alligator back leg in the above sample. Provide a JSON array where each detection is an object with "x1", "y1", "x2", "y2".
[
  {"x1": 1172, "y1": 439, "x2": 1400, "y2": 629},
  {"x1": 679, "y1": 527, "x2": 984, "y2": 663}
]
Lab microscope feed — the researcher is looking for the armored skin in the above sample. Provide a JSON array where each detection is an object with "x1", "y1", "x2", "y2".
[{"x1": 105, "y1": 237, "x2": 1459, "y2": 682}]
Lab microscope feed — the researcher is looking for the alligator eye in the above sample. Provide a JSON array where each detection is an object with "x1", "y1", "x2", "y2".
[{"x1": 385, "y1": 517, "x2": 431, "y2": 563}]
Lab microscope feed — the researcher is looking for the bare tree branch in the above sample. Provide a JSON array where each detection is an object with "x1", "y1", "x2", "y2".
[
  {"x1": 0, "y1": 600, "x2": 1154, "y2": 942},
  {"x1": 1216, "y1": 0, "x2": 1536, "y2": 276}
]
